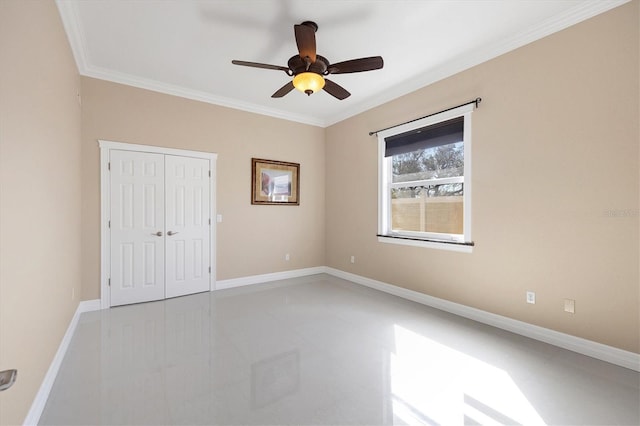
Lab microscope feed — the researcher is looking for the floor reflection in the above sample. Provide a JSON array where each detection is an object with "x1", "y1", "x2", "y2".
[
  {"x1": 39, "y1": 274, "x2": 639, "y2": 425},
  {"x1": 251, "y1": 350, "x2": 300, "y2": 409},
  {"x1": 391, "y1": 325, "x2": 545, "y2": 425}
]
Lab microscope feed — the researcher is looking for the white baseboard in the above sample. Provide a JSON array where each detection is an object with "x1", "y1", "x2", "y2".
[
  {"x1": 77, "y1": 299, "x2": 101, "y2": 312},
  {"x1": 24, "y1": 299, "x2": 101, "y2": 425},
  {"x1": 216, "y1": 266, "x2": 639, "y2": 371},
  {"x1": 26, "y1": 268, "x2": 325, "y2": 424},
  {"x1": 26, "y1": 266, "x2": 639, "y2": 425},
  {"x1": 215, "y1": 266, "x2": 327, "y2": 290},
  {"x1": 324, "y1": 267, "x2": 640, "y2": 372}
]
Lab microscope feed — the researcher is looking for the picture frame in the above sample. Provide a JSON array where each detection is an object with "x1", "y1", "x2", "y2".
[{"x1": 251, "y1": 158, "x2": 300, "y2": 205}]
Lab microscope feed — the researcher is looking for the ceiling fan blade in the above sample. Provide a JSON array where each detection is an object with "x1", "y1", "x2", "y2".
[
  {"x1": 271, "y1": 81, "x2": 295, "y2": 98},
  {"x1": 232, "y1": 60, "x2": 291, "y2": 74},
  {"x1": 323, "y1": 79, "x2": 350, "y2": 100},
  {"x1": 294, "y1": 23, "x2": 317, "y2": 64},
  {"x1": 327, "y1": 56, "x2": 384, "y2": 74}
]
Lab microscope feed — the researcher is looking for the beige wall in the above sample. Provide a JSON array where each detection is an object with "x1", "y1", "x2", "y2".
[
  {"x1": 326, "y1": 1, "x2": 639, "y2": 353},
  {"x1": 0, "y1": 1, "x2": 83, "y2": 424},
  {"x1": 0, "y1": 3, "x2": 636, "y2": 423},
  {"x1": 80, "y1": 78, "x2": 326, "y2": 300}
]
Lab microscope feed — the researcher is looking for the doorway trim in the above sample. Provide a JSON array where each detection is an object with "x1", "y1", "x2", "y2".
[{"x1": 99, "y1": 140, "x2": 218, "y2": 309}]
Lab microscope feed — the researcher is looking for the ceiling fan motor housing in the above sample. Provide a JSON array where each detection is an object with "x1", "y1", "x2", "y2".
[
  {"x1": 287, "y1": 55, "x2": 329, "y2": 76},
  {"x1": 300, "y1": 21, "x2": 319, "y2": 32}
]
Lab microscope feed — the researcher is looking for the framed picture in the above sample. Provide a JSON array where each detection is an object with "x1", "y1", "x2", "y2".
[{"x1": 251, "y1": 158, "x2": 300, "y2": 205}]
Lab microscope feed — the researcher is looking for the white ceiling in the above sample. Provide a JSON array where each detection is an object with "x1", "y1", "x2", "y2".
[{"x1": 56, "y1": 0, "x2": 626, "y2": 127}]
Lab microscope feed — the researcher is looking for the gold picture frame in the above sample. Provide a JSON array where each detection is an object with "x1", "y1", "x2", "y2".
[{"x1": 251, "y1": 158, "x2": 300, "y2": 205}]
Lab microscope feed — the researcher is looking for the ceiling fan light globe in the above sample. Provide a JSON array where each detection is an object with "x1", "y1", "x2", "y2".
[{"x1": 293, "y1": 72, "x2": 325, "y2": 95}]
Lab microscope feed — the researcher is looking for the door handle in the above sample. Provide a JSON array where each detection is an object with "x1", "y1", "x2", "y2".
[
  {"x1": 152, "y1": 231, "x2": 163, "y2": 236},
  {"x1": 167, "y1": 231, "x2": 179, "y2": 236},
  {"x1": 0, "y1": 369, "x2": 17, "y2": 392}
]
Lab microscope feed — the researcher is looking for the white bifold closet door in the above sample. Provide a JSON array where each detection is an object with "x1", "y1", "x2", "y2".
[
  {"x1": 164, "y1": 155, "x2": 210, "y2": 298},
  {"x1": 110, "y1": 150, "x2": 210, "y2": 307}
]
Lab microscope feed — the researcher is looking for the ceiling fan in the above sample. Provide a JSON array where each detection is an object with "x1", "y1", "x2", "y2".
[{"x1": 232, "y1": 21, "x2": 383, "y2": 100}]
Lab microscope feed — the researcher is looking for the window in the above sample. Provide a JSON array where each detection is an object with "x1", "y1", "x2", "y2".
[{"x1": 377, "y1": 103, "x2": 474, "y2": 251}]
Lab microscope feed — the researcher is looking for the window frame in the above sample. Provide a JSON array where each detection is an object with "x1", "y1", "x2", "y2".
[{"x1": 377, "y1": 103, "x2": 474, "y2": 252}]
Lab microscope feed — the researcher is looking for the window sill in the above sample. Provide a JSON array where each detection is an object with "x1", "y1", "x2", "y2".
[{"x1": 377, "y1": 235, "x2": 474, "y2": 253}]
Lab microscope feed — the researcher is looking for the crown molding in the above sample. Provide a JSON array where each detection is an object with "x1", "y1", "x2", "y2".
[
  {"x1": 323, "y1": 0, "x2": 630, "y2": 126},
  {"x1": 55, "y1": 0, "x2": 325, "y2": 127},
  {"x1": 57, "y1": 0, "x2": 629, "y2": 129},
  {"x1": 82, "y1": 65, "x2": 326, "y2": 127},
  {"x1": 56, "y1": 0, "x2": 88, "y2": 74}
]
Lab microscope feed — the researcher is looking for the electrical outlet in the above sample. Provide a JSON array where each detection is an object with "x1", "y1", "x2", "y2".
[
  {"x1": 526, "y1": 291, "x2": 536, "y2": 304},
  {"x1": 350, "y1": 255, "x2": 355, "y2": 264},
  {"x1": 285, "y1": 253, "x2": 290, "y2": 261},
  {"x1": 564, "y1": 299, "x2": 575, "y2": 313}
]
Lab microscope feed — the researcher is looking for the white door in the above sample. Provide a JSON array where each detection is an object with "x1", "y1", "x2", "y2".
[
  {"x1": 165, "y1": 155, "x2": 211, "y2": 298},
  {"x1": 110, "y1": 150, "x2": 166, "y2": 306}
]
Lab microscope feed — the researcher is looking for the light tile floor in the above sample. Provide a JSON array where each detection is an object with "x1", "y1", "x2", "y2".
[{"x1": 40, "y1": 274, "x2": 639, "y2": 425}]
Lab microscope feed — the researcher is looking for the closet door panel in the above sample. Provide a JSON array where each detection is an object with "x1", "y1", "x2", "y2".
[
  {"x1": 165, "y1": 155, "x2": 210, "y2": 298},
  {"x1": 110, "y1": 150, "x2": 166, "y2": 306}
]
